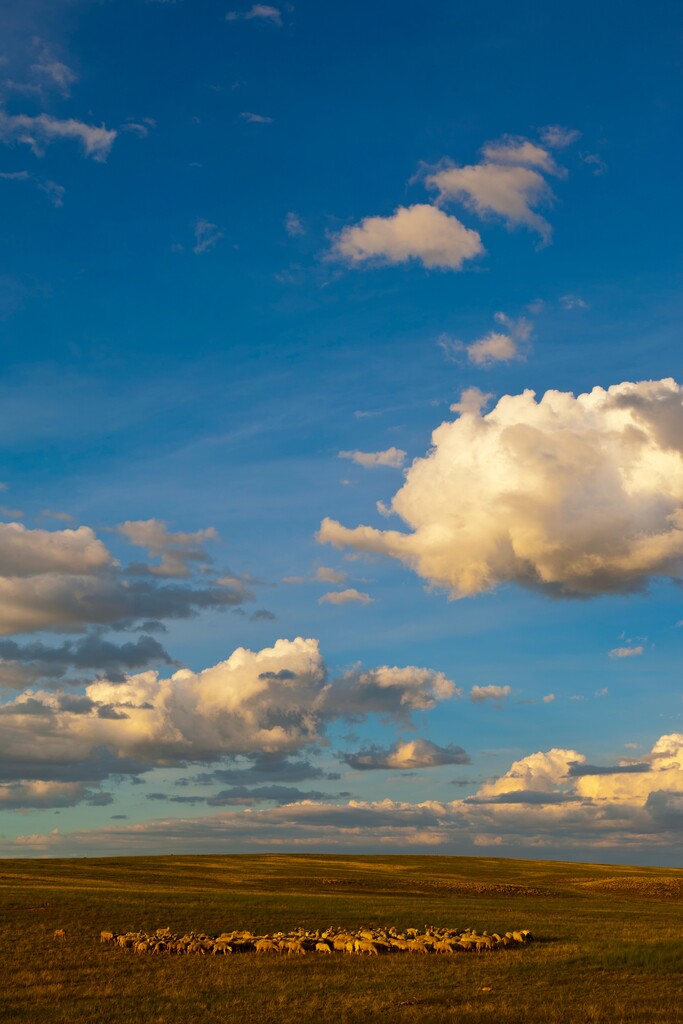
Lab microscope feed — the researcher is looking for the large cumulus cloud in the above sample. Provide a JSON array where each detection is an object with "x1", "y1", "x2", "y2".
[
  {"x1": 320, "y1": 378, "x2": 683, "y2": 597},
  {"x1": 0, "y1": 637, "x2": 459, "y2": 804}
]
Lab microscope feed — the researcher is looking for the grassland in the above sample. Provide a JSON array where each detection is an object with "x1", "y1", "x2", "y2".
[{"x1": 1, "y1": 853, "x2": 683, "y2": 1023}]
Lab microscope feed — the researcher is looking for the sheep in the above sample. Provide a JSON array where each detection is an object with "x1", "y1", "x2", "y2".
[
  {"x1": 101, "y1": 922, "x2": 534, "y2": 958},
  {"x1": 255, "y1": 938, "x2": 279, "y2": 954}
]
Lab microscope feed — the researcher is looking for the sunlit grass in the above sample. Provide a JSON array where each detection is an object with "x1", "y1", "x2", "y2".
[{"x1": 1, "y1": 853, "x2": 683, "y2": 1023}]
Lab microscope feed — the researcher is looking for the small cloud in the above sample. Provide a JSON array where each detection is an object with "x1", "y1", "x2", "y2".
[
  {"x1": 582, "y1": 153, "x2": 608, "y2": 176},
  {"x1": 0, "y1": 111, "x2": 116, "y2": 162},
  {"x1": 542, "y1": 693, "x2": 555, "y2": 703},
  {"x1": 595, "y1": 687, "x2": 608, "y2": 698},
  {"x1": 609, "y1": 646, "x2": 644, "y2": 659},
  {"x1": 31, "y1": 60, "x2": 77, "y2": 96},
  {"x1": 226, "y1": 4, "x2": 283, "y2": 26},
  {"x1": 440, "y1": 312, "x2": 532, "y2": 368},
  {"x1": 470, "y1": 684, "x2": 511, "y2": 703},
  {"x1": 466, "y1": 331, "x2": 519, "y2": 367},
  {"x1": 540, "y1": 125, "x2": 581, "y2": 149},
  {"x1": 339, "y1": 448, "x2": 406, "y2": 469},
  {"x1": 332, "y1": 204, "x2": 484, "y2": 272},
  {"x1": 0, "y1": 506, "x2": 23, "y2": 519},
  {"x1": 193, "y1": 219, "x2": 223, "y2": 255},
  {"x1": 0, "y1": 170, "x2": 65, "y2": 207},
  {"x1": 319, "y1": 588, "x2": 373, "y2": 606},
  {"x1": 376, "y1": 501, "x2": 393, "y2": 518},
  {"x1": 285, "y1": 211, "x2": 304, "y2": 236},
  {"x1": 314, "y1": 566, "x2": 347, "y2": 584},
  {"x1": 121, "y1": 122, "x2": 152, "y2": 139},
  {"x1": 342, "y1": 738, "x2": 469, "y2": 770},
  {"x1": 240, "y1": 112, "x2": 273, "y2": 124},
  {"x1": 250, "y1": 609, "x2": 276, "y2": 621},
  {"x1": 560, "y1": 294, "x2": 588, "y2": 310}
]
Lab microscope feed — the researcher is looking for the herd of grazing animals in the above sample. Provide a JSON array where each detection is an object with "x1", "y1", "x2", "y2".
[{"x1": 99, "y1": 925, "x2": 533, "y2": 956}]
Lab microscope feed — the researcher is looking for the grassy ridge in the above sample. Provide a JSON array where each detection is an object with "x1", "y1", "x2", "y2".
[{"x1": 1, "y1": 854, "x2": 682, "y2": 1023}]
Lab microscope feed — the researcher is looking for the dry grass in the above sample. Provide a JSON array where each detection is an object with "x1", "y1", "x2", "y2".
[{"x1": 1, "y1": 853, "x2": 683, "y2": 1023}]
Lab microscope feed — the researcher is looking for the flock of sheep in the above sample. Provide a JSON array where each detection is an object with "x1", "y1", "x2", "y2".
[{"x1": 100, "y1": 925, "x2": 534, "y2": 956}]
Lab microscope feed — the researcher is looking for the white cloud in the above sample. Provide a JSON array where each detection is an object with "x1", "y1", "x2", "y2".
[
  {"x1": 582, "y1": 153, "x2": 608, "y2": 176},
  {"x1": 226, "y1": 5, "x2": 283, "y2": 26},
  {"x1": 193, "y1": 219, "x2": 223, "y2": 254},
  {"x1": 560, "y1": 294, "x2": 588, "y2": 310},
  {"x1": 30, "y1": 60, "x2": 77, "y2": 97},
  {"x1": 0, "y1": 517, "x2": 248, "y2": 635},
  {"x1": 609, "y1": 646, "x2": 644, "y2": 658},
  {"x1": 314, "y1": 566, "x2": 347, "y2": 584},
  {"x1": 0, "y1": 639, "x2": 458, "y2": 803},
  {"x1": 481, "y1": 136, "x2": 562, "y2": 176},
  {"x1": 319, "y1": 588, "x2": 373, "y2": 605},
  {"x1": 478, "y1": 748, "x2": 580, "y2": 797},
  {"x1": 426, "y1": 161, "x2": 553, "y2": 243},
  {"x1": 285, "y1": 211, "x2": 304, "y2": 236},
  {"x1": 325, "y1": 663, "x2": 460, "y2": 720},
  {"x1": 0, "y1": 111, "x2": 117, "y2": 161},
  {"x1": 332, "y1": 204, "x2": 484, "y2": 271},
  {"x1": 470, "y1": 684, "x2": 511, "y2": 703},
  {"x1": 240, "y1": 112, "x2": 273, "y2": 124},
  {"x1": 319, "y1": 378, "x2": 683, "y2": 598},
  {"x1": 339, "y1": 447, "x2": 407, "y2": 469},
  {"x1": 542, "y1": 693, "x2": 555, "y2": 703},
  {"x1": 342, "y1": 738, "x2": 469, "y2": 770},
  {"x1": 0, "y1": 169, "x2": 65, "y2": 206},
  {"x1": 466, "y1": 331, "x2": 518, "y2": 366},
  {"x1": 540, "y1": 125, "x2": 581, "y2": 149},
  {"x1": 118, "y1": 519, "x2": 218, "y2": 578},
  {"x1": 0, "y1": 523, "x2": 111, "y2": 577}
]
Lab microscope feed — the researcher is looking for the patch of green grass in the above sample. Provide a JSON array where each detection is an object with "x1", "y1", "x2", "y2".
[{"x1": 1, "y1": 854, "x2": 683, "y2": 1023}]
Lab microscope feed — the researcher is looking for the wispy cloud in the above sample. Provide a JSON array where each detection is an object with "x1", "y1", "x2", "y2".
[
  {"x1": 560, "y1": 294, "x2": 588, "y2": 310},
  {"x1": 540, "y1": 125, "x2": 581, "y2": 149},
  {"x1": 284, "y1": 211, "x2": 304, "y2": 236},
  {"x1": 339, "y1": 447, "x2": 406, "y2": 469},
  {"x1": 609, "y1": 646, "x2": 644, "y2": 658},
  {"x1": 0, "y1": 111, "x2": 117, "y2": 161},
  {"x1": 0, "y1": 169, "x2": 64, "y2": 206},
  {"x1": 192, "y1": 219, "x2": 224, "y2": 254},
  {"x1": 439, "y1": 311, "x2": 532, "y2": 368},
  {"x1": 319, "y1": 588, "x2": 373, "y2": 605},
  {"x1": 226, "y1": 5, "x2": 283, "y2": 27},
  {"x1": 239, "y1": 111, "x2": 273, "y2": 124}
]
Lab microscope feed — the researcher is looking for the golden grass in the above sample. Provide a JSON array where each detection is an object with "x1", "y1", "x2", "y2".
[{"x1": 1, "y1": 853, "x2": 683, "y2": 1023}]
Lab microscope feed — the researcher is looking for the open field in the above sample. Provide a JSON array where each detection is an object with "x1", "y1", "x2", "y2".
[{"x1": 1, "y1": 853, "x2": 683, "y2": 1023}]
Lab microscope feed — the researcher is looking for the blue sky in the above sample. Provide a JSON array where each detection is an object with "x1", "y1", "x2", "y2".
[{"x1": 1, "y1": 0, "x2": 683, "y2": 863}]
